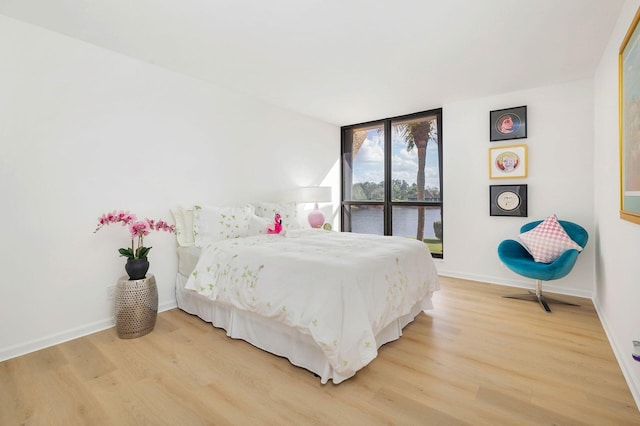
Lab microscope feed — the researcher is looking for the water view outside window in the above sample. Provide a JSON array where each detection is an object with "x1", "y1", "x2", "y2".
[
  {"x1": 342, "y1": 110, "x2": 443, "y2": 258},
  {"x1": 391, "y1": 206, "x2": 442, "y2": 255},
  {"x1": 391, "y1": 206, "x2": 441, "y2": 237},
  {"x1": 348, "y1": 205, "x2": 384, "y2": 236}
]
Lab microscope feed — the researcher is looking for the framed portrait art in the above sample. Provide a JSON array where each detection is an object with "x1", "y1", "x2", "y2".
[
  {"x1": 490, "y1": 185, "x2": 527, "y2": 217},
  {"x1": 490, "y1": 106, "x2": 527, "y2": 141},
  {"x1": 619, "y1": 7, "x2": 640, "y2": 224},
  {"x1": 489, "y1": 144, "x2": 527, "y2": 179}
]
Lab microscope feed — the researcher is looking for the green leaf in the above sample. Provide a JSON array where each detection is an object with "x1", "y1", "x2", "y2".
[
  {"x1": 118, "y1": 248, "x2": 135, "y2": 259},
  {"x1": 137, "y1": 246, "x2": 152, "y2": 259}
]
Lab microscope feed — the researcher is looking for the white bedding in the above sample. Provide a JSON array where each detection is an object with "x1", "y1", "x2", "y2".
[{"x1": 184, "y1": 229, "x2": 439, "y2": 381}]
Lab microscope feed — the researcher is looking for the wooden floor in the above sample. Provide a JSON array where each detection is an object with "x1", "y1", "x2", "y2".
[{"x1": 2, "y1": 276, "x2": 639, "y2": 425}]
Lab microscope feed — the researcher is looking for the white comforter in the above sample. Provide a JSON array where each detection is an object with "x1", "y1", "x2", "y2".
[{"x1": 184, "y1": 229, "x2": 439, "y2": 379}]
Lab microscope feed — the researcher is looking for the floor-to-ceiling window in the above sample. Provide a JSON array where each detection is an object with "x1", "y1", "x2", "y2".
[{"x1": 341, "y1": 108, "x2": 443, "y2": 258}]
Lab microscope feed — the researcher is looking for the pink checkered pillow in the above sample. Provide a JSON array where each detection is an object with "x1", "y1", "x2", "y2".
[{"x1": 519, "y1": 215, "x2": 583, "y2": 263}]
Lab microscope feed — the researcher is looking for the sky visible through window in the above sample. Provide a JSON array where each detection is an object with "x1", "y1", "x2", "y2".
[{"x1": 353, "y1": 129, "x2": 439, "y2": 188}]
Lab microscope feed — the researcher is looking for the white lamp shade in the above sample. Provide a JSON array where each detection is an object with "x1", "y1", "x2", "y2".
[{"x1": 297, "y1": 186, "x2": 332, "y2": 203}]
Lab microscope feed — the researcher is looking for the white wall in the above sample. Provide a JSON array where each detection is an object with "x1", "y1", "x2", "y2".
[
  {"x1": 593, "y1": 0, "x2": 640, "y2": 408},
  {"x1": 2, "y1": 8, "x2": 638, "y2": 407},
  {"x1": 0, "y1": 15, "x2": 339, "y2": 360},
  {"x1": 438, "y1": 80, "x2": 595, "y2": 298}
]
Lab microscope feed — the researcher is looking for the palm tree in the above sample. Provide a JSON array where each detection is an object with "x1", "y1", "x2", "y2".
[
  {"x1": 395, "y1": 119, "x2": 436, "y2": 241},
  {"x1": 351, "y1": 121, "x2": 437, "y2": 241}
]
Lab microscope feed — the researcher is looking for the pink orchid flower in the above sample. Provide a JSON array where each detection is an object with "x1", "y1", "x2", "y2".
[{"x1": 94, "y1": 210, "x2": 174, "y2": 259}]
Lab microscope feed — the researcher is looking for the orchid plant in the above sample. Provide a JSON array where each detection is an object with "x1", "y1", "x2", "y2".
[{"x1": 94, "y1": 210, "x2": 175, "y2": 260}]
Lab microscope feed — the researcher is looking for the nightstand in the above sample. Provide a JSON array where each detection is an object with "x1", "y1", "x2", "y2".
[{"x1": 115, "y1": 274, "x2": 158, "y2": 339}]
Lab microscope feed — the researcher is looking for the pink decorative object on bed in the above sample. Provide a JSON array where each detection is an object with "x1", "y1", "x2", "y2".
[{"x1": 267, "y1": 212, "x2": 285, "y2": 235}]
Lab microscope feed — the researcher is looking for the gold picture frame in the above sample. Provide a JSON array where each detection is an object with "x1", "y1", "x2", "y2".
[
  {"x1": 619, "y1": 7, "x2": 640, "y2": 224},
  {"x1": 489, "y1": 144, "x2": 527, "y2": 179}
]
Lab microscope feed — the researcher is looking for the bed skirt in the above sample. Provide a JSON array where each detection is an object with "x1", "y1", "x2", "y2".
[{"x1": 175, "y1": 273, "x2": 433, "y2": 384}]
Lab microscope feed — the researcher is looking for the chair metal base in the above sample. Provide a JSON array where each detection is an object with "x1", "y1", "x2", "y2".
[{"x1": 502, "y1": 280, "x2": 579, "y2": 313}]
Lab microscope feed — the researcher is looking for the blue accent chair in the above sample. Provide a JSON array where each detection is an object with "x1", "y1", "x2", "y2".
[{"x1": 497, "y1": 220, "x2": 588, "y2": 313}]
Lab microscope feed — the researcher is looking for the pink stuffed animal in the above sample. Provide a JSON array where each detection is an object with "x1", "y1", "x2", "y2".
[{"x1": 267, "y1": 212, "x2": 286, "y2": 235}]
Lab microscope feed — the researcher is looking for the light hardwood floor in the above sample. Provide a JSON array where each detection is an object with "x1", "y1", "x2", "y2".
[{"x1": 2, "y1": 276, "x2": 639, "y2": 425}]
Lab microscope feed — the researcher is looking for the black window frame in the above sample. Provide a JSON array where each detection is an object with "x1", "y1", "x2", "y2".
[{"x1": 340, "y1": 108, "x2": 443, "y2": 259}]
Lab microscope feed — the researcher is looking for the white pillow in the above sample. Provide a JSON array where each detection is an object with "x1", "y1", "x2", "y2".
[
  {"x1": 252, "y1": 201, "x2": 301, "y2": 230},
  {"x1": 519, "y1": 214, "x2": 583, "y2": 263},
  {"x1": 247, "y1": 214, "x2": 270, "y2": 236},
  {"x1": 193, "y1": 205, "x2": 254, "y2": 247},
  {"x1": 170, "y1": 207, "x2": 195, "y2": 247}
]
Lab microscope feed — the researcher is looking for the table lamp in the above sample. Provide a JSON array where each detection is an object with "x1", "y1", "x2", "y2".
[{"x1": 298, "y1": 186, "x2": 332, "y2": 228}]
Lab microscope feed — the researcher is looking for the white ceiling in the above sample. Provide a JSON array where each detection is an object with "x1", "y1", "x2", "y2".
[{"x1": 0, "y1": 0, "x2": 624, "y2": 125}]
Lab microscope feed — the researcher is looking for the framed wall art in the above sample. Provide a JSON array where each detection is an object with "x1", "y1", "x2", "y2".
[
  {"x1": 490, "y1": 185, "x2": 528, "y2": 217},
  {"x1": 619, "y1": 7, "x2": 640, "y2": 224},
  {"x1": 489, "y1": 144, "x2": 527, "y2": 179},
  {"x1": 490, "y1": 106, "x2": 527, "y2": 141}
]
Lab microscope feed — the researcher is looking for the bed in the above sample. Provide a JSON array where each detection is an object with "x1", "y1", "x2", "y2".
[{"x1": 173, "y1": 203, "x2": 440, "y2": 384}]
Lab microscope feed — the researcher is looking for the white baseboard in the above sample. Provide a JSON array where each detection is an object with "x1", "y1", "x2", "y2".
[
  {"x1": 0, "y1": 299, "x2": 178, "y2": 363},
  {"x1": 159, "y1": 299, "x2": 178, "y2": 312},
  {"x1": 436, "y1": 269, "x2": 593, "y2": 299},
  {"x1": 592, "y1": 298, "x2": 640, "y2": 411},
  {"x1": 0, "y1": 318, "x2": 114, "y2": 362}
]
